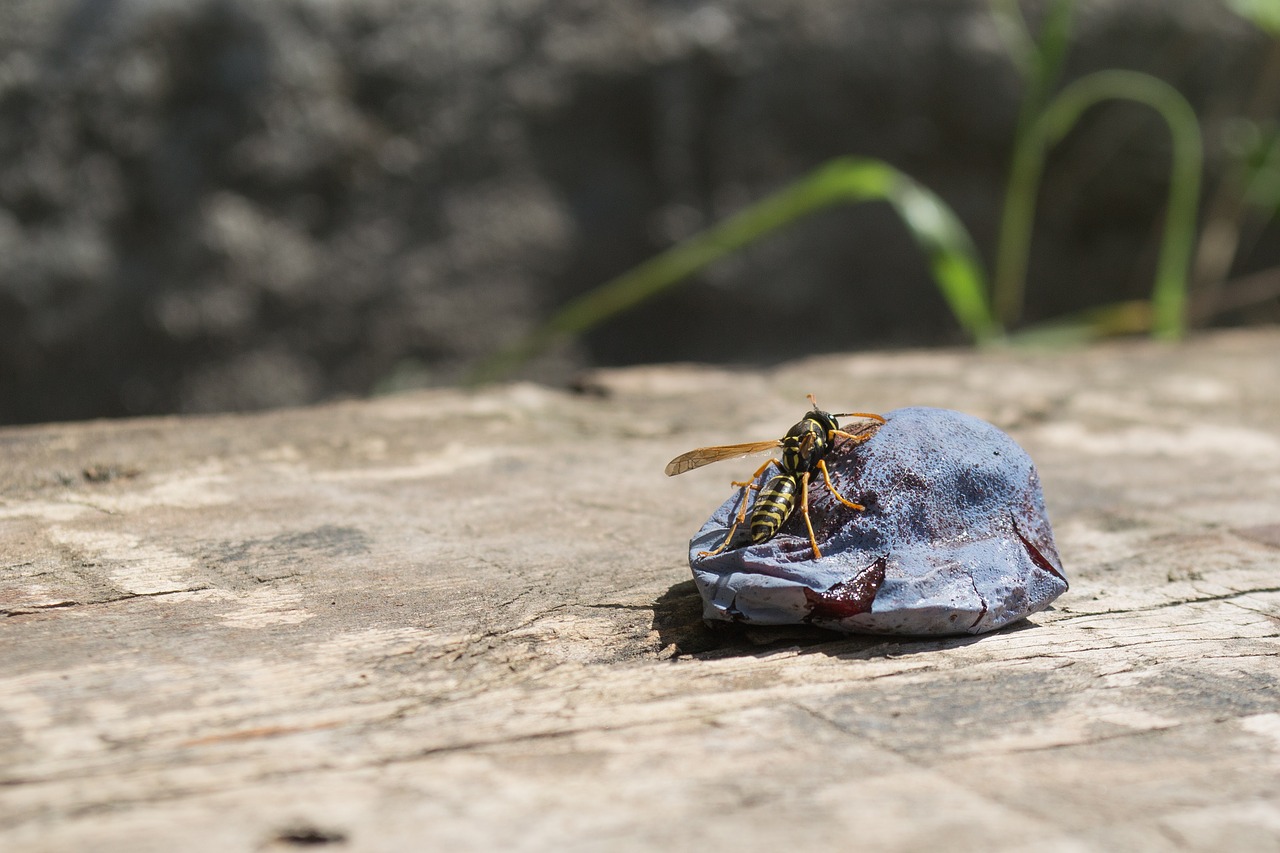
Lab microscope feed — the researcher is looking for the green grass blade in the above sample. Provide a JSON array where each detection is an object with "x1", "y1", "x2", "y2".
[
  {"x1": 992, "y1": 0, "x2": 1077, "y2": 326},
  {"x1": 986, "y1": 0, "x2": 1036, "y2": 77},
  {"x1": 1228, "y1": 0, "x2": 1280, "y2": 36},
  {"x1": 1008, "y1": 300, "x2": 1153, "y2": 346},
  {"x1": 993, "y1": 70, "x2": 1202, "y2": 339},
  {"x1": 469, "y1": 157, "x2": 997, "y2": 384},
  {"x1": 885, "y1": 177, "x2": 999, "y2": 343},
  {"x1": 1033, "y1": 0, "x2": 1077, "y2": 98}
]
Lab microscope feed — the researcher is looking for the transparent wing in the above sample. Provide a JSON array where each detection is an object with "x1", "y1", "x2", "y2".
[{"x1": 664, "y1": 439, "x2": 781, "y2": 477}]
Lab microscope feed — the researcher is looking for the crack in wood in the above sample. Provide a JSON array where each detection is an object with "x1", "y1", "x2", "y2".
[
  {"x1": 1057, "y1": 586, "x2": 1280, "y2": 620},
  {"x1": 2, "y1": 585, "x2": 212, "y2": 617},
  {"x1": 957, "y1": 712, "x2": 1260, "y2": 758},
  {"x1": 1034, "y1": 634, "x2": 1280, "y2": 656}
]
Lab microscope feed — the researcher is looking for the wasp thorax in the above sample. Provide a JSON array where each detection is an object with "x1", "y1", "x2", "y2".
[{"x1": 782, "y1": 418, "x2": 829, "y2": 473}]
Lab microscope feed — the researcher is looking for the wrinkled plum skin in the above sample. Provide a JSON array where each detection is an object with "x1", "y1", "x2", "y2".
[{"x1": 689, "y1": 407, "x2": 1067, "y2": 636}]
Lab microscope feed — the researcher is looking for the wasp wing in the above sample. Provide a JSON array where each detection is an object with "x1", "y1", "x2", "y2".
[{"x1": 664, "y1": 439, "x2": 782, "y2": 477}]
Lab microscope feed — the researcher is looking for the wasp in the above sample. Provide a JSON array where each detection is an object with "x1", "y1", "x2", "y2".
[{"x1": 666, "y1": 396, "x2": 885, "y2": 559}]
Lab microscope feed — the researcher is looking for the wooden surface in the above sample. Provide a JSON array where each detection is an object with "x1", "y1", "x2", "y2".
[{"x1": 3, "y1": 330, "x2": 1280, "y2": 852}]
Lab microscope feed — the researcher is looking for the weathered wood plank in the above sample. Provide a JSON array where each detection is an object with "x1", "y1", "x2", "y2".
[{"x1": 3, "y1": 330, "x2": 1279, "y2": 851}]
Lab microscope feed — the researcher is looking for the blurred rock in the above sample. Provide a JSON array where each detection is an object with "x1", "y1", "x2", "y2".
[{"x1": 0, "y1": 0, "x2": 1272, "y2": 423}]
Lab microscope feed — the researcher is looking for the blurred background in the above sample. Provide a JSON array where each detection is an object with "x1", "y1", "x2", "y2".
[{"x1": 1, "y1": 0, "x2": 1277, "y2": 426}]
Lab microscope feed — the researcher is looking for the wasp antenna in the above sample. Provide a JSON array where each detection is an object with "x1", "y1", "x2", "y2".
[
  {"x1": 832, "y1": 411, "x2": 886, "y2": 423},
  {"x1": 807, "y1": 393, "x2": 820, "y2": 410}
]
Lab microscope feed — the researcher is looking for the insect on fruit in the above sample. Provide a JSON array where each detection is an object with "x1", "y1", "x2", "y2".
[
  {"x1": 688, "y1": 407, "x2": 1069, "y2": 635},
  {"x1": 665, "y1": 396, "x2": 884, "y2": 560}
]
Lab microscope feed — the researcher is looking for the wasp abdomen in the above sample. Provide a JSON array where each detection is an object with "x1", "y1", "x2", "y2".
[{"x1": 750, "y1": 474, "x2": 799, "y2": 544}]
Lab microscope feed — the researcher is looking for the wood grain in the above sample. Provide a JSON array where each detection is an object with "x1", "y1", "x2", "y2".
[{"x1": 3, "y1": 330, "x2": 1279, "y2": 852}]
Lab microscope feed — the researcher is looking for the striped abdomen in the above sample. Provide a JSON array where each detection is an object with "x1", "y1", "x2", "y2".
[{"x1": 750, "y1": 473, "x2": 799, "y2": 544}]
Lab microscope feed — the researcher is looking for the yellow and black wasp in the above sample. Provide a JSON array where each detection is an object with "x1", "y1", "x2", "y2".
[{"x1": 665, "y1": 396, "x2": 885, "y2": 559}]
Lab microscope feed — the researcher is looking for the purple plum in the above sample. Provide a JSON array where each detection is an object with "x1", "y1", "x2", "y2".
[{"x1": 688, "y1": 407, "x2": 1067, "y2": 635}]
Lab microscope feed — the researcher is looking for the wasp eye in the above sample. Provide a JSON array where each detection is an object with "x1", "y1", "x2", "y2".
[{"x1": 811, "y1": 411, "x2": 837, "y2": 434}]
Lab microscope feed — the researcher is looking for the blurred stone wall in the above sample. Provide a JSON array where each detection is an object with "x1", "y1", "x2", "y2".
[{"x1": 0, "y1": 0, "x2": 1271, "y2": 424}]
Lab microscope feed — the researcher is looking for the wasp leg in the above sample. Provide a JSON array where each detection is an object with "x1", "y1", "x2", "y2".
[
  {"x1": 831, "y1": 429, "x2": 875, "y2": 444},
  {"x1": 817, "y1": 458, "x2": 864, "y2": 511},
  {"x1": 698, "y1": 459, "x2": 776, "y2": 557},
  {"x1": 697, "y1": 482, "x2": 758, "y2": 557},
  {"x1": 800, "y1": 470, "x2": 822, "y2": 559}
]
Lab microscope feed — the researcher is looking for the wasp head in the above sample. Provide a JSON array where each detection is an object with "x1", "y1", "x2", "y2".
[{"x1": 806, "y1": 409, "x2": 841, "y2": 436}]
